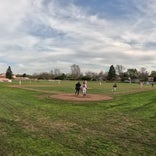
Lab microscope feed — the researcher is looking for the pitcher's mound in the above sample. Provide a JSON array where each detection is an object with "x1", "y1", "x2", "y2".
[{"x1": 51, "y1": 94, "x2": 112, "y2": 101}]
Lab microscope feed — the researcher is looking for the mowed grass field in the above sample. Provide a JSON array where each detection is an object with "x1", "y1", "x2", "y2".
[{"x1": 0, "y1": 80, "x2": 156, "y2": 156}]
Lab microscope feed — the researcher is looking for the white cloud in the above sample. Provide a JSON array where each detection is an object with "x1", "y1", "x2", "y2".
[{"x1": 0, "y1": 0, "x2": 156, "y2": 74}]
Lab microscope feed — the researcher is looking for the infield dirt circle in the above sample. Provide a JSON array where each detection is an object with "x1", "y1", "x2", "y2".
[{"x1": 51, "y1": 93, "x2": 112, "y2": 101}]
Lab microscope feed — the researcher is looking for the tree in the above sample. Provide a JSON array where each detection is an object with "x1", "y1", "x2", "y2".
[
  {"x1": 54, "y1": 68, "x2": 61, "y2": 77},
  {"x1": 116, "y1": 65, "x2": 125, "y2": 75},
  {"x1": 70, "y1": 64, "x2": 81, "y2": 79},
  {"x1": 38, "y1": 72, "x2": 51, "y2": 80},
  {"x1": 98, "y1": 71, "x2": 107, "y2": 81},
  {"x1": 6, "y1": 66, "x2": 13, "y2": 79},
  {"x1": 23, "y1": 73, "x2": 27, "y2": 77},
  {"x1": 55, "y1": 73, "x2": 67, "y2": 80},
  {"x1": 107, "y1": 65, "x2": 116, "y2": 80},
  {"x1": 127, "y1": 69, "x2": 138, "y2": 81},
  {"x1": 120, "y1": 72, "x2": 129, "y2": 81},
  {"x1": 138, "y1": 67, "x2": 149, "y2": 81},
  {"x1": 150, "y1": 71, "x2": 156, "y2": 82},
  {"x1": 85, "y1": 71, "x2": 98, "y2": 81}
]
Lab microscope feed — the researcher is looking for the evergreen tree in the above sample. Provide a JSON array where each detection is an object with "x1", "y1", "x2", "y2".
[
  {"x1": 23, "y1": 73, "x2": 27, "y2": 77},
  {"x1": 107, "y1": 65, "x2": 116, "y2": 80},
  {"x1": 6, "y1": 66, "x2": 13, "y2": 79}
]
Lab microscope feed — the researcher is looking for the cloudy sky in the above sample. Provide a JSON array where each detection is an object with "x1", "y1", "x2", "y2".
[{"x1": 0, "y1": 0, "x2": 156, "y2": 74}]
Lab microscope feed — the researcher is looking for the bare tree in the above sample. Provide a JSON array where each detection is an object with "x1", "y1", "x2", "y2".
[
  {"x1": 116, "y1": 65, "x2": 125, "y2": 75},
  {"x1": 71, "y1": 64, "x2": 81, "y2": 79},
  {"x1": 138, "y1": 67, "x2": 149, "y2": 81},
  {"x1": 54, "y1": 68, "x2": 61, "y2": 76},
  {"x1": 85, "y1": 71, "x2": 98, "y2": 81},
  {"x1": 140, "y1": 67, "x2": 146, "y2": 74},
  {"x1": 98, "y1": 71, "x2": 107, "y2": 81}
]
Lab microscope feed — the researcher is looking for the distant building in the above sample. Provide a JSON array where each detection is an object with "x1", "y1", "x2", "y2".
[
  {"x1": 0, "y1": 73, "x2": 30, "y2": 82},
  {"x1": 0, "y1": 73, "x2": 12, "y2": 82},
  {"x1": 148, "y1": 77, "x2": 154, "y2": 82},
  {"x1": 0, "y1": 73, "x2": 6, "y2": 78}
]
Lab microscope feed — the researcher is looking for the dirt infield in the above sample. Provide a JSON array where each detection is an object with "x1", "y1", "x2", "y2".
[
  {"x1": 51, "y1": 94, "x2": 112, "y2": 101},
  {"x1": 11, "y1": 85, "x2": 112, "y2": 101}
]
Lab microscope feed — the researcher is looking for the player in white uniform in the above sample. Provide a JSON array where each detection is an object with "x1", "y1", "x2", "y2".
[{"x1": 82, "y1": 81, "x2": 87, "y2": 96}]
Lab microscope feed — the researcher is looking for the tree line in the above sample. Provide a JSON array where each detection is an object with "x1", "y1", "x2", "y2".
[{"x1": 5, "y1": 64, "x2": 156, "y2": 82}]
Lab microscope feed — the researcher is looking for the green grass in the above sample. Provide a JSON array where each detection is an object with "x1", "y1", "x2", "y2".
[{"x1": 0, "y1": 81, "x2": 156, "y2": 156}]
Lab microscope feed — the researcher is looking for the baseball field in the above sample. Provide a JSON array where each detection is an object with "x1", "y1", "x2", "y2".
[{"x1": 0, "y1": 80, "x2": 156, "y2": 156}]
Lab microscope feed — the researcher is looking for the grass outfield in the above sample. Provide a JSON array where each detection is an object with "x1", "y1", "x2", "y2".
[{"x1": 0, "y1": 80, "x2": 156, "y2": 155}]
